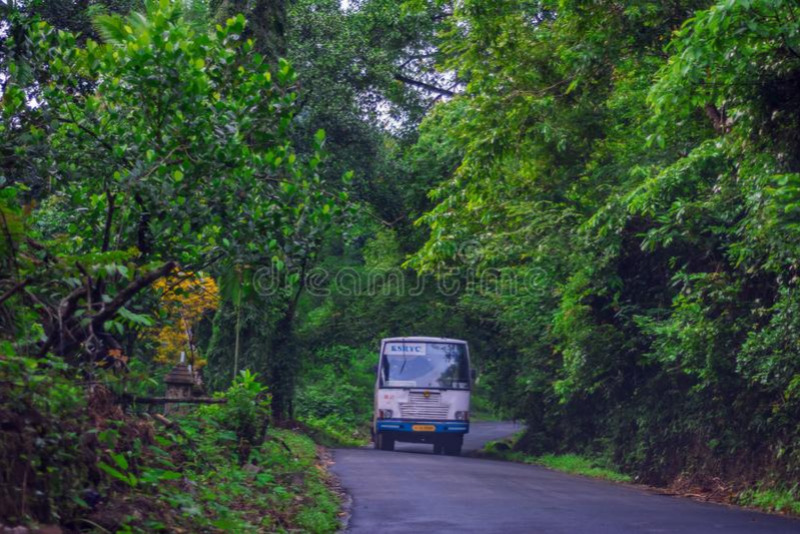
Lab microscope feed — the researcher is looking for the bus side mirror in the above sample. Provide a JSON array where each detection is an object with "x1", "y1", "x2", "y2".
[
  {"x1": 471, "y1": 369, "x2": 477, "y2": 381},
  {"x1": 372, "y1": 364, "x2": 379, "y2": 374}
]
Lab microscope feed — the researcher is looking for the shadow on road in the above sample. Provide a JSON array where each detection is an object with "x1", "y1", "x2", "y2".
[{"x1": 371, "y1": 420, "x2": 523, "y2": 456}]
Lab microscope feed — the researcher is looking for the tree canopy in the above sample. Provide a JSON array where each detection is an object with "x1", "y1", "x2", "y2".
[{"x1": 4, "y1": 0, "x2": 800, "y2": 527}]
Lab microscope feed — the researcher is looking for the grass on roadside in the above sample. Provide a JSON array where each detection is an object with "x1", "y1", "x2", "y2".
[
  {"x1": 736, "y1": 484, "x2": 800, "y2": 516},
  {"x1": 296, "y1": 415, "x2": 371, "y2": 448},
  {"x1": 271, "y1": 430, "x2": 342, "y2": 533},
  {"x1": 480, "y1": 437, "x2": 631, "y2": 483},
  {"x1": 481, "y1": 435, "x2": 800, "y2": 519},
  {"x1": 112, "y1": 424, "x2": 343, "y2": 533},
  {"x1": 530, "y1": 453, "x2": 632, "y2": 483}
]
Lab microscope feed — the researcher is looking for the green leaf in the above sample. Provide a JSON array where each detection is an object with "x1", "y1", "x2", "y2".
[
  {"x1": 111, "y1": 452, "x2": 129, "y2": 470},
  {"x1": 98, "y1": 462, "x2": 136, "y2": 487},
  {"x1": 118, "y1": 307, "x2": 154, "y2": 327}
]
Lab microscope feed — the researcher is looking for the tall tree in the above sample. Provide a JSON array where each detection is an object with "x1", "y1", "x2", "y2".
[{"x1": 1, "y1": 0, "x2": 342, "y2": 366}]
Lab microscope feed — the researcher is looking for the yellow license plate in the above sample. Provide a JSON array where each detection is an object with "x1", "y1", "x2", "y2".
[{"x1": 412, "y1": 425, "x2": 436, "y2": 432}]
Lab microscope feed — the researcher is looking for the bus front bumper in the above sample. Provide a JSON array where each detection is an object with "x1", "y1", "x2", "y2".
[{"x1": 376, "y1": 420, "x2": 469, "y2": 434}]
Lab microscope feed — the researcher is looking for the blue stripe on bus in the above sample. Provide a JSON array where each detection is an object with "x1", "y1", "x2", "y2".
[{"x1": 376, "y1": 420, "x2": 469, "y2": 433}]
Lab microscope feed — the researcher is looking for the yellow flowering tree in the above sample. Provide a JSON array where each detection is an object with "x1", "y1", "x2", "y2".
[{"x1": 152, "y1": 273, "x2": 219, "y2": 367}]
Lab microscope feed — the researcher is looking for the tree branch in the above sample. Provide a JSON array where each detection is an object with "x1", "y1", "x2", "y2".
[
  {"x1": 37, "y1": 285, "x2": 88, "y2": 358},
  {"x1": 123, "y1": 395, "x2": 226, "y2": 404},
  {"x1": 91, "y1": 261, "x2": 176, "y2": 328},
  {"x1": 0, "y1": 204, "x2": 20, "y2": 279},
  {"x1": 0, "y1": 279, "x2": 31, "y2": 306},
  {"x1": 37, "y1": 262, "x2": 176, "y2": 358},
  {"x1": 394, "y1": 74, "x2": 456, "y2": 96},
  {"x1": 704, "y1": 103, "x2": 729, "y2": 133}
]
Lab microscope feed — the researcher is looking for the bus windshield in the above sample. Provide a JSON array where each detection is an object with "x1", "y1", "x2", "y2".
[{"x1": 380, "y1": 342, "x2": 469, "y2": 390}]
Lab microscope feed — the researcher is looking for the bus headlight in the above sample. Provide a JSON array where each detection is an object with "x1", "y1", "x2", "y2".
[
  {"x1": 455, "y1": 411, "x2": 469, "y2": 421},
  {"x1": 378, "y1": 409, "x2": 393, "y2": 419}
]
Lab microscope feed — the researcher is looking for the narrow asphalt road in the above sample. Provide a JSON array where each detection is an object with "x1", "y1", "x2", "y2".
[{"x1": 331, "y1": 422, "x2": 800, "y2": 533}]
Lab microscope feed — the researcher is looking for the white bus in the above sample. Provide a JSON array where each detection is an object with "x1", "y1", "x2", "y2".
[{"x1": 373, "y1": 337, "x2": 472, "y2": 456}]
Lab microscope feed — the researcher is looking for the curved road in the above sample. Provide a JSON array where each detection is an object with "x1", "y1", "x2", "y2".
[{"x1": 331, "y1": 422, "x2": 800, "y2": 533}]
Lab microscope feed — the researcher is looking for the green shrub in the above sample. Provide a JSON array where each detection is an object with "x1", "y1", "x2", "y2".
[
  {"x1": 295, "y1": 345, "x2": 374, "y2": 445},
  {"x1": 195, "y1": 369, "x2": 271, "y2": 463},
  {"x1": 0, "y1": 349, "x2": 91, "y2": 525}
]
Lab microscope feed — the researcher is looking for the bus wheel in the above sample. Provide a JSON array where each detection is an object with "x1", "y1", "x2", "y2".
[
  {"x1": 377, "y1": 433, "x2": 395, "y2": 451},
  {"x1": 444, "y1": 436, "x2": 463, "y2": 456},
  {"x1": 433, "y1": 443, "x2": 443, "y2": 455}
]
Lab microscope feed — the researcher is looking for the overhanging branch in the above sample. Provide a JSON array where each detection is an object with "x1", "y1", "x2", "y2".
[{"x1": 394, "y1": 74, "x2": 456, "y2": 97}]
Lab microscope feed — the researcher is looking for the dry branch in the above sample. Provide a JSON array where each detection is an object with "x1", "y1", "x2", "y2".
[
  {"x1": 37, "y1": 261, "x2": 177, "y2": 358},
  {"x1": 124, "y1": 395, "x2": 227, "y2": 404},
  {"x1": 0, "y1": 279, "x2": 31, "y2": 306}
]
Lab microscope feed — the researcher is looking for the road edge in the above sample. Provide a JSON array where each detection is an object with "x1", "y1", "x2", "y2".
[{"x1": 473, "y1": 437, "x2": 800, "y2": 521}]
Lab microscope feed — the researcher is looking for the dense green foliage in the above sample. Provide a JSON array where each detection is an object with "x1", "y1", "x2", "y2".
[
  {"x1": 294, "y1": 345, "x2": 375, "y2": 446},
  {"x1": 1, "y1": 0, "x2": 346, "y2": 528},
  {"x1": 1, "y1": 350, "x2": 339, "y2": 531},
  {"x1": 5, "y1": 0, "x2": 800, "y2": 526},
  {"x1": 1, "y1": 0, "x2": 342, "y2": 362},
  {"x1": 404, "y1": 0, "x2": 800, "y2": 500},
  {"x1": 0, "y1": 348, "x2": 89, "y2": 524}
]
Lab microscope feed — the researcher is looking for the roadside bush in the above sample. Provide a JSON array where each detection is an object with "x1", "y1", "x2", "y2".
[
  {"x1": 0, "y1": 348, "x2": 90, "y2": 525},
  {"x1": 192, "y1": 370, "x2": 271, "y2": 463},
  {"x1": 0, "y1": 347, "x2": 162, "y2": 528},
  {"x1": 0, "y1": 351, "x2": 342, "y2": 532}
]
